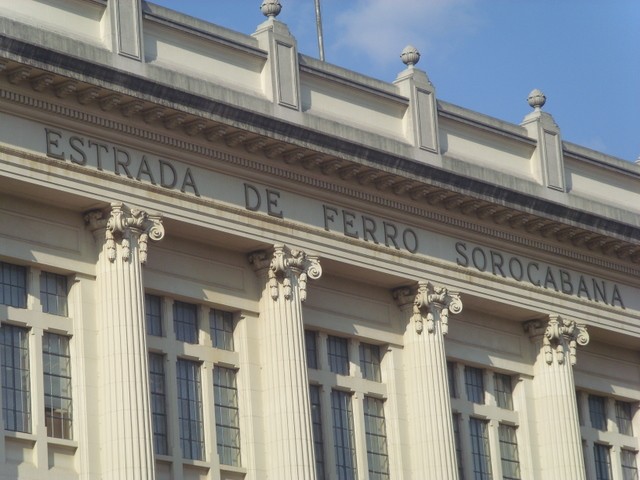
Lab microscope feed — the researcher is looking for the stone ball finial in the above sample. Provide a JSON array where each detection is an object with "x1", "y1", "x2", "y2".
[
  {"x1": 527, "y1": 89, "x2": 546, "y2": 111},
  {"x1": 261, "y1": 0, "x2": 282, "y2": 17},
  {"x1": 400, "y1": 45, "x2": 421, "y2": 68}
]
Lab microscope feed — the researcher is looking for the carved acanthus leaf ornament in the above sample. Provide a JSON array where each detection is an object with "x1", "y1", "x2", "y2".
[
  {"x1": 85, "y1": 202, "x2": 165, "y2": 264},
  {"x1": 542, "y1": 315, "x2": 589, "y2": 366},
  {"x1": 394, "y1": 281, "x2": 463, "y2": 334},
  {"x1": 249, "y1": 244, "x2": 322, "y2": 302}
]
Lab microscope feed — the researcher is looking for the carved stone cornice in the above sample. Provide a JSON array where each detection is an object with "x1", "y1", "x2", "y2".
[
  {"x1": 248, "y1": 244, "x2": 322, "y2": 302},
  {"x1": 84, "y1": 202, "x2": 165, "y2": 264},
  {"x1": 393, "y1": 281, "x2": 463, "y2": 334},
  {"x1": 1, "y1": 58, "x2": 638, "y2": 269},
  {"x1": 525, "y1": 315, "x2": 589, "y2": 366}
]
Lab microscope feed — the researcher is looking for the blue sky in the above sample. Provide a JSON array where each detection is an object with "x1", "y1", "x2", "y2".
[{"x1": 149, "y1": 1, "x2": 639, "y2": 162}]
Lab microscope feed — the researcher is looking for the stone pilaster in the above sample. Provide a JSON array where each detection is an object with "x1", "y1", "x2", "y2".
[
  {"x1": 525, "y1": 315, "x2": 590, "y2": 479},
  {"x1": 394, "y1": 281, "x2": 462, "y2": 479},
  {"x1": 85, "y1": 202, "x2": 164, "y2": 480},
  {"x1": 248, "y1": 244, "x2": 321, "y2": 480}
]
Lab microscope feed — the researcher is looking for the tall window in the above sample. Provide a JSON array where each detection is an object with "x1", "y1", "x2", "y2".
[
  {"x1": 498, "y1": 424, "x2": 521, "y2": 480},
  {"x1": 447, "y1": 361, "x2": 458, "y2": 398},
  {"x1": 42, "y1": 333, "x2": 72, "y2": 439},
  {"x1": 210, "y1": 309, "x2": 234, "y2": 351},
  {"x1": 213, "y1": 367, "x2": 241, "y2": 466},
  {"x1": 594, "y1": 444, "x2": 613, "y2": 480},
  {"x1": 469, "y1": 418, "x2": 492, "y2": 480},
  {"x1": 621, "y1": 450, "x2": 638, "y2": 480},
  {"x1": 40, "y1": 271, "x2": 67, "y2": 316},
  {"x1": 327, "y1": 336, "x2": 349, "y2": 375},
  {"x1": 309, "y1": 385, "x2": 326, "y2": 480},
  {"x1": 145, "y1": 294, "x2": 163, "y2": 337},
  {"x1": 589, "y1": 395, "x2": 608, "y2": 431},
  {"x1": 452, "y1": 414, "x2": 464, "y2": 480},
  {"x1": 174, "y1": 301, "x2": 198, "y2": 344},
  {"x1": 494, "y1": 373, "x2": 513, "y2": 410},
  {"x1": 305, "y1": 330, "x2": 319, "y2": 369},
  {"x1": 359, "y1": 343, "x2": 382, "y2": 382},
  {"x1": 465, "y1": 366, "x2": 485, "y2": 404},
  {"x1": 616, "y1": 401, "x2": 634, "y2": 436},
  {"x1": 363, "y1": 396, "x2": 390, "y2": 480},
  {"x1": 331, "y1": 390, "x2": 357, "y2": 479},
  {"x1": 0, "y1": 262, "x2": 27, "y2": 308},
  {"x1": 149, "y1": 353, "x2": 168, "y2": 455},
  {"x1": 0, "y1": 324, "x2": 30, "y2": 432},
  {"x1": 176, "y1": 359, "x2": 204, "y2": 460}
]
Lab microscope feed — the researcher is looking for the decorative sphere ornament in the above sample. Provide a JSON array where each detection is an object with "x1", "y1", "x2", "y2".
[
  {"x1": 260, "y1": 0, "x2": 282, "y2": 17},
  {"x1": 400, "y1": 45, "x2": 421, "y2": 67},
  {"x1": 527, "y1": 89, "x2": 546, "y2": 110}
]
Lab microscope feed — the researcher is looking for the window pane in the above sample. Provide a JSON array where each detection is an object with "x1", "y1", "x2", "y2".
[
  {"x1": 214, "y1": 367, "x2": 241, "y2": 466},
  {"x1": 499, "y1": 424, "x2": 521, "y2": 480},
  {"x1": 0, "y1": 262, "x2": 27, "y2": 308},
  {"x1": 149, "y1": 353, "x2": 168, "y2": 455},
  {"x1": 465, "y1": 366, "x2": 485, "y2": 404},
  {"x1": 145, "y1": 294, "x2": 163, "y2": 337},
  {"x1": 176, "y1": 359, "x2": 204, "y2": 460},
  {"x1": 210, "y1": 309, "x2": 234, "y2": 351},
  {"x1": 43, "y1": 333, "x2": 72, "y2": 439},
  {"x1": 305, "y1": 331, "x2": 318, "y2": 369},
  {"x1": 40, "y1": 271, "x2": 68, "y2": 316},
  {"x1": 594, "y1": 444, "x2": 613, "y2": 480},
  {"x1": 364, "y1": 396, "x2": 390, "y2": 480},
  {"x1": 494, "y1": 373, "x2": 514, "y2": 410},
  {"x1": 1, "y1": 324, "x2": 31, "y2": 433},
  {"x1": 331, "y1": 390, "x2": 357, "y2": 479},
  {"x1": 452, "y1": 414, "x2": 464, "y2": 480},
  {"x1": 616, "y1": 401, "x2": 634, "y2": 436},
  {"x1": 359, "y1": 343, "x2": 382, "y2": 382},
  {"x1": 589, "y1": 395, "x2": 607, "y2": 431},
  {"x1": 174, "y1": 301, "x2": 198, "y2": 344},
  {"x1": 309, "y1": 385, "x2": 326, "y2": 480},
  {"x1": 621, "y1": 449, "x2": 638, "y2": 480},
  {"x1": 327, "y1": 336, "x2": 349, "y2": 375},
  {"x1": 447, "y1": 361, "x2": 457, "y2": 398},
  {"x1": 469, "y1": 418, "x2": 492, "y2": 480}
]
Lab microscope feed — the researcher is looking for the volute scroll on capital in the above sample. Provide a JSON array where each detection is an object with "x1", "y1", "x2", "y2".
[
  {"x1": 525, "y1": 315, "x2": 589, "y2": 366},
  {"x1": 393, "y1": 281, "x2": 463, "y2": 334},
  {"x1": 84, "y1": 202, "x2": 165, "y2": 264},
  {"x1": 248, "y1": 244, "x2": 322, "y2": 302}
]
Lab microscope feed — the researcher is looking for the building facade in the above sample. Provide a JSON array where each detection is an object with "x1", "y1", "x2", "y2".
[{"x1": 0, "y1": 1, "x2": 638, "y2": 479}]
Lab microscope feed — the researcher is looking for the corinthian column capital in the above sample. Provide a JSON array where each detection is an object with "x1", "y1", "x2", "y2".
[
  {"x1": 525, "y1": 315, "x2": 589, "y2": 366},
  {"x1": 85, "y1": 202, "x2": 165, "y2": 264},
  {"x1": 393, "y1": 281, "x2": 463, "y2": 335},
  {"x1": 248, "y1": 244, "x2": 322, "y2": 302}
]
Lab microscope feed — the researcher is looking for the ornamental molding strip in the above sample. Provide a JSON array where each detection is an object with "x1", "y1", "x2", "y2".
[
  {"x1": 84, "y1": 202, "x2": 165, "y2": 264},
  {"x1": 248, "y1": 244, "x2": 322, "y2": 302},
  {"x1": 524, "y1": 315, "x2": 589, "y2": 366},
  {"x1": 1, "y1": 61, "x2": 639, "y2": 271},
  {"x1": 393, "y1": 281, "x2": 463, "y2": 334}
]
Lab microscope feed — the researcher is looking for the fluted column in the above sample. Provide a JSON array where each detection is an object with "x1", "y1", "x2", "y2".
[
  {"x1": 525, "y1": 315, "x2": 590, "y2": 479},
  {"x1": 85, "y1": 202, "x2": 164, "y2": 480},
  {"x1": 394, "y1": 281, "x2": 462, "y2": 479},
  {"x1": 249, "y1": 244, "x2": 321, "y2": 480}
]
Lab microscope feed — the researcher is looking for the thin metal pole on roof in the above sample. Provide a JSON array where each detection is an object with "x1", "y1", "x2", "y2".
[{"x1": 314, "y1": 0, "x2": 325, "y2": 61}]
